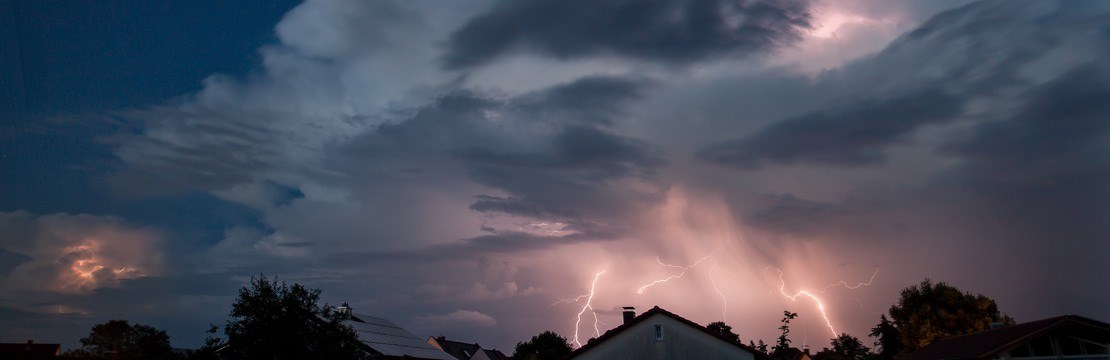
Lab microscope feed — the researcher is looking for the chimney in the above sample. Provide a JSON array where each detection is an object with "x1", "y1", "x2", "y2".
[
  {"x1": 336, "y1": 302, "x2": 352, "y2": 319},
  {"x1": 622, "y1": 307, "x2": 636, "y2": 324},
  {"x1": 803, "y1": 345, "x2": 810, "y2": 356}
]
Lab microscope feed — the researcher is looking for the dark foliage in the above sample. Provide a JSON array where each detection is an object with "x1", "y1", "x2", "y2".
[
  {"x1": 830, "y1": 333, "x2": 870, "y2": 360},
  {"x1": 888, "y1": 279, "x2": 1013, "y2": 352},
  {"x1": 869, "y1": 314, "x2": 901, "y2": 359},
  {"x1": 213, "y1": 275, "x2": 367, "y2": 360},
  {"x1": 513, "y1": 330, "x2": 572, "y2": 360},
  {"x1": 706, "y1": 321, "x2": 741, "y2": 343},
  {"x1": 748, "y1": 339, "x2": 770, "y2": 356},
  {"x1": 67, "y1": 319, "x2": 176, "y2": 360}
]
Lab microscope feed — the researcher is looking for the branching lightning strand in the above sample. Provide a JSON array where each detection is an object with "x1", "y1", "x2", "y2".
[
  {"x1": 822, "y1": 268, "x2": 879, "y2": 291},
  {"x1": 636, "y1": 254, "x2": 713, "y2": 295},
  {"x1": 570, "y1": 269, "x2": 606, "y2": 347},
  {"x1": 768, "y1": 266, "x2": 839, "y2": 337},
  {"x1": 709, "y1": 260, "x2": 727, "y2": 320}
]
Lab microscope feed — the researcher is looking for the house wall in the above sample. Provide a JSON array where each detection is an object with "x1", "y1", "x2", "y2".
[{"x1": 574, "y1": 314, "x2": 757, "y2": 360}]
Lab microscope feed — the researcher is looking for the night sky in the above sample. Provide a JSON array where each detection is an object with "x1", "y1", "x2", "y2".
[{"x1": 2, "y1": 0, "x2": 1108, "y2": 352}]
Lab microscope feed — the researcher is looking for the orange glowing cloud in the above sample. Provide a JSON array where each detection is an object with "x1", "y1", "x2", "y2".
[{"x1": 0, "y1": 211, "x2": 164, "y2": 294}]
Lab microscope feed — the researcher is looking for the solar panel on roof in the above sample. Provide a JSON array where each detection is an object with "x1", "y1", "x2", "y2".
[{"x1": 346, "y1": 313, "x2": 456, "y2": 360}]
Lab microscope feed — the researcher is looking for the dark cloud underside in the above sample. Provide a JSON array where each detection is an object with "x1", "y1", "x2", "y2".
[
  {"x1": 345, "y1": 76, "x2": 664, "y2": 223},
  {"x1": 698, "y1": 89, "x2": 962, "y2": 169},
  {"x1": 443, "y1": 0, "x2": 812, "y2": 68}
]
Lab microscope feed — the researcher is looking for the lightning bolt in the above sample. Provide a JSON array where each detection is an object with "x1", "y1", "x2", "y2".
[
  {"x1": 551, "y1": 294, "x2": 591, "y2": 306},
  {"x1": 823, "y1": 268, "x2": 879, "y2": 291},
  {"x1": 709, "y1": 261, "x2": 727, "y2": 320},
  {"x1": 562, "y1": 269, "x2": 606, "y2": 347},
  {"x1": 768, "y1": 266, "x2": 838, "y2": 337},
  {"x1": 636, "y1": 254, "x2": 713, "y2": 295}
]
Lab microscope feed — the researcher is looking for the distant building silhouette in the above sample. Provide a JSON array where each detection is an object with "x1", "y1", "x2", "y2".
[
  {"x1": 427, "y1": 336, "x2": 511, "y2": 360},
  {"x1": 899, "y1": 315, "x2": 1110, "y2": 360},
  {"x1": 0, "y1": 340, "x2": 61, "y2": 360}
]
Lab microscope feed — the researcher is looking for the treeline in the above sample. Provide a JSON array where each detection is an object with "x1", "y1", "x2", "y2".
[
  {"x1": 58, "y1": 276, "x2": 367, "y2": 360},
  {"x1": 510, "y1": 279, "x2": 1013, "y2": 360},
  {"x1": 727, "y1": 278, "x2": 1014, "y2": 360},
  {"x1": 56, "y1": 277, "x2": 1011, "y2": 360}
]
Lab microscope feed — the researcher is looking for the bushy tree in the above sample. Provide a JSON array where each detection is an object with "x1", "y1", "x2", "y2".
[
  {"x1": 214, "y1": 275, "x2": 366, "y2": 360},
  {"x1": 869, "y1": 314, "x2": 901, "y2": 359},
  {"x1": 830, "y1": 333, "x2": 870, "y2": 360},
  {"x1": 888, "y1": 279, "x2": 1013, "y2": 352},
  {"x1": 513, "y1": 330, "x2": 572, "y2": 360},
  {"x1": 75, "y1": 319, "x2": 176, "y2": 359},
  {"x1": 706, "y1": 321, "x2": 740, "y2": 343}
]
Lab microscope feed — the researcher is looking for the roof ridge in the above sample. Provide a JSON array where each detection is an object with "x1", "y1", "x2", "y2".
[{"x1": 563, "y1": 305, "x2": 767, "y2": 360}]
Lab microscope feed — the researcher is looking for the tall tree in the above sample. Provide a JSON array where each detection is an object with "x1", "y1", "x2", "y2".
[
  {"x1": 216, "y1": 275, "x2": 366, "y2": 360},
  {"x1": 512, "y1": 330, "x2": 572, "y2": 360},
  {"x1": 77, "y1": 319, "x2": 176, "y2": 359},
  {"x1": 869, "y1": 314, "x2": 901, "y2": 360},
  {"x1": 706, "y1": 321, "x2": 740, "y2": 343},
  {"x1": 888, "y1": 279, "x2": 1013, "y2": 352},
  {"x1": 771, "y1": 311, "x2": 799, "y2": 358},
  {"x1": 829, "y1": 333, "x2": 870, "y2": 360}
]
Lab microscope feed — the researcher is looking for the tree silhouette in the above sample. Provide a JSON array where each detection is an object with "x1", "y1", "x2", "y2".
[
  {"x1": 214, "y1": 275, "x2": 366, "y2": 359},
  {"x1": 830, "y1": 333, "x2": 870, "y2": 360},
  {"x1": 75, "y1": 319, "x2": 176, "y2": 359},
  {"x1": 512, "y1": 330, "x2": 572, "y2": 360},
  {"x1": 869, "y1": 314, "x2": 901, "y2": 359},
  {"x1": 706, "y1": 321, "x2": 741, "y2": 343},
  {"x1": 771, "y1": 311, "x2": 799, "y2": 358},
  {"x1": 888, "y1": 279, "x2": 1013, "y2": 352}
]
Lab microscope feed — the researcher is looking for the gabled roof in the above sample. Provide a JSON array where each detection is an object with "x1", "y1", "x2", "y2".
[
  {"x1": 899, "y1": 315, "x2": 1110, "y2": 360},
  {"x1": 480, "y1": 348, "x2": 513, "y2": 360},
  {"x1": 564, "y1": 305, "x2": 768, "y2": 359},
  {"x1": 428, "y1": 336, "x2": 512, "y2": 360},
  {"x1": 781, "y1": 347, "x2": 813, "y2": 360},
  {"x1": 428, "y1": 336, "x2": 483, "y2": 360},
  {"x1": 346, "y1": 313, "x2": 456, "y2": 360}
]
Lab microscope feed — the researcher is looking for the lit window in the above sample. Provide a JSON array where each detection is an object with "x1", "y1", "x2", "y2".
[{"x1": 654, "y1": 324, "x2": 664, "y2": 341}]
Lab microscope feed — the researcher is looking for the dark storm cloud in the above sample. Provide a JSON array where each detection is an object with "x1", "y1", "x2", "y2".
[
  {"x1": 442, "y1": 0, "x2": 812, "y2": 69},
  {"x1": 698, "y1": 89, "x2": 963, "y2": 169},
  {"x1": 107, "y1": 107, "x2": 282, "y2": 195},
  {"x1": 458, "y1": 124, "x2": 662, "y2": 216},
  {"x1": 942, "y1": 64, "x2": 1110, "y2": 174},
  {"x1": 0, "y1": 247, "x2": 31, "y2": 275},
  {"x1": 745, "y1": 194, "x2": 851, "y2": 235},
  {"x1": 936, "y1": 62, "x2": 1110, "y2": 243},
  {"x1": 741, "y1": 185, "x2": 914, "y2": 242},
  {"x1": 418, "y1": 230, "x2": 604, "y2": 258},
  {"x1": 510, "y1": 76, "x2": 648, "y2": 126},
  {"x1": 345, "y1": 76, "x2": 664, "y2": 224},
  {"x1": 697, "y1": 1, "x2": 1108, "y2": 170},
  {"x1": 738, "y1": 46, "x2": 1110, "y2": 316}
]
